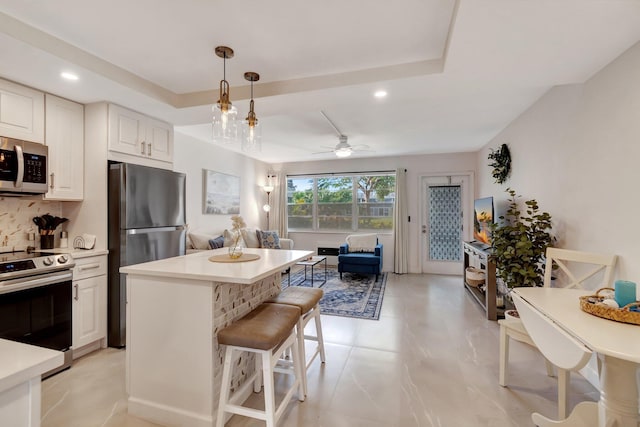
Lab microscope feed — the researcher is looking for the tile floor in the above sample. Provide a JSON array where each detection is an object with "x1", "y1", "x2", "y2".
[{"x1": 41, "y1": 273, "x2": 598, "y2": 427}]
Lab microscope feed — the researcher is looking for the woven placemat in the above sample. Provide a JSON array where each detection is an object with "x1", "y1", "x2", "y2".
[{"x1": 208, "y1": 253, "x2": 261, "y2": 263}]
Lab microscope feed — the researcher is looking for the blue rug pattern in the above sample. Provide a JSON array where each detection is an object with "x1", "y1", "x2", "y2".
[{"x1": 282, "y1": 266, "x2": 387, "y2": 320}]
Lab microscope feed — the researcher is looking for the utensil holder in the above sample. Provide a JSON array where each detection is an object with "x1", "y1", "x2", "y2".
[{"x1": 40, "y1": 234, "x2": 54, "y2": 249}]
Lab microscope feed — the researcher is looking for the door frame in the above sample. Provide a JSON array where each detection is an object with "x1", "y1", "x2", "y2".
[{"x1": 419, "y1": 172, "x2": 474, "y2": 275}]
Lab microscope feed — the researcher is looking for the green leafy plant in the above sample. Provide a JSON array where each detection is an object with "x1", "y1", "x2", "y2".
[
  {"x1": 488, "y1": 143, "x2": 511, "y2": 184},
  {"x1": 489, "y1": 188, "x2": 555, "y2": 288}
]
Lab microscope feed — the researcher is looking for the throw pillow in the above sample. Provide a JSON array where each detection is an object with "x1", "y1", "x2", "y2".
[
  {"x1": 241, "y1": 228, "x2": 261, "y2": 248},
  {"x1": 346, "y1": 233, "x2": 378, "y2": 253},
  {"x1": 258, "y1": 230, "x2": 281, "y2": 249},
  {"x1": 189, "y1": 232, "x2": 214, "y2": 250},
  {"x1": 208, "y1": 235, "x2": 225, "y2": 249}
]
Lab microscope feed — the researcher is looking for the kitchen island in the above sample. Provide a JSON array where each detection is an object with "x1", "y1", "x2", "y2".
[{"x1": 121, "y1": 247, "x2": 313, "y2": 427}]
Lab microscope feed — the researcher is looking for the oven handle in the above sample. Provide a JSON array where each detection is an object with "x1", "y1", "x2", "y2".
[
  {"x1": 0, "y1": 270, "x2": 72, "y2": 294},
  {"x1": 15, "y1": 144, "x2": 24, "y2": 188}
]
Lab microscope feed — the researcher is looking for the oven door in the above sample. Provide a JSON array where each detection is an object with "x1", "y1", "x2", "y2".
[{"x1": 0, "y1": 271, "x2": 72, "y2": 352}]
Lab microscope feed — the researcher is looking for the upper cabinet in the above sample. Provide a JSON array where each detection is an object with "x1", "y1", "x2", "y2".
[
  {"x1": 44, "y1": 94, "x2": 84, "y2": 201},
  {"x1": 0, "y1": 78, "x2": 45, "y2": 143},
  {"x1": 108, "y1": 104, "x2": 173, "y2": 164}
]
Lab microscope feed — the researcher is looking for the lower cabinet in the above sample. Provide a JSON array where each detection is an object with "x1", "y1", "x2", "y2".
[{"x1": 72, "y1": 254, "x2": 107, "y2": 358}]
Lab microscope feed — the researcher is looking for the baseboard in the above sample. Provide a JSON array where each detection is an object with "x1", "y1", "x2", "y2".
[
  {"x1": 128, "y1": 381, "x2": 254, "y2": 427},
  {"x1": 72, "y1": 340, "x2": 102, "y2": 360},
  {"x1": 128, "y1": 397, "x2": 214, "y2": 427}
]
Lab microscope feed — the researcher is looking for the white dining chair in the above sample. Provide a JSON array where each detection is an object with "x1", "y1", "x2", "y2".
[
  {"x1": 512, "y1": 292, "x2": 597, "y2": 427},
  {"x1": 499, "y1": 248, "x2": 617, "y2": 419}
]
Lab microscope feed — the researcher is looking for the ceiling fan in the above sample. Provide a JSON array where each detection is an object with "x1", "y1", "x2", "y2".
[{"x1": 313, "y1": 111, "x2": 371, "y2": 158}]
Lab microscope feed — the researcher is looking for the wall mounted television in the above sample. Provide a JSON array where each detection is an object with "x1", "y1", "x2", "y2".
[{"x1": 473, "y1": 196, "x2": 494, "y2": 247}]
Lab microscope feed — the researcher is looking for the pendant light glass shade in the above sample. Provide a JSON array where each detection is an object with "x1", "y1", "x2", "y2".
[
  {"x1": 241, "y1": 72, "x2": 261, "y2": 152},
  {"x1": 212, "y1": 46, "x2": 238, "y2": 143}
]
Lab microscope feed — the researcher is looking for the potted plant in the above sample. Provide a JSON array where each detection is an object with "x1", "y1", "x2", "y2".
[{"x1": 489, "y1": 188, "x2": 555, "y2": 316}]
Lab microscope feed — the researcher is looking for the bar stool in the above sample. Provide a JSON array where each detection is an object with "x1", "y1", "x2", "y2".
[
  {"x1": 266, "y1": 287, "x2": 326, "y2": 396},
  {"x1": 216, "y1": 303, "x2": 305, "y2": 427}
]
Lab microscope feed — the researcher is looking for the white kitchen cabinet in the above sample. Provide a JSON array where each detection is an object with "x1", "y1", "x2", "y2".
[
  {"x1": 108, "y1": 104, "x2": 173, "y2": 163},
  {"x1": 44, "y1": 94, "x2": 84, "y2": 200},
  {"x1": 0, "y1": 78, "x2": 45, "y2": 143},
  {"x1": 72, "y1": 254, "x2": 107, "y2": 358}
]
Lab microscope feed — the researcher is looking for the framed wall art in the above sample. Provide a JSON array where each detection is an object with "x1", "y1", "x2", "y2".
[{"x1": 202, "y1": 170, "x2": 240, "y2": 215}]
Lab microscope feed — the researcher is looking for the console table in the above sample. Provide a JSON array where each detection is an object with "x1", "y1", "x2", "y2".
[{"x1": 463, "y1": 241, "x2": 498, "y2": 320}]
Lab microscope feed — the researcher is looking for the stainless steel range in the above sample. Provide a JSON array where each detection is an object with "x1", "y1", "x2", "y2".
[{"x1": 0, "y1": 250, "x2": 75, "y2": 377}]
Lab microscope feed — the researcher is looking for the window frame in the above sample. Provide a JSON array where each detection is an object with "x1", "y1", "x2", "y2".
[{"x1": 286, "y1": 172, "x2": 396, "y2": 233}]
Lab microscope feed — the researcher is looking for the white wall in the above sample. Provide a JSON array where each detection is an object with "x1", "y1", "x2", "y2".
[
  {"x1": 173, "y1": 131, "x2": 271, "y2": 235},
  {"x1": 278, "y1": 152, "x2": 477, "y2": 273},
  {"x1": 476, "y1": 41, "x2": 640, "y2": 282}
]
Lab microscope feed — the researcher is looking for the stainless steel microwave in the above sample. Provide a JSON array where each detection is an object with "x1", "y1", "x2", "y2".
[{"x1": 0, "y1": 136, "x2": 48, "y2": 196}]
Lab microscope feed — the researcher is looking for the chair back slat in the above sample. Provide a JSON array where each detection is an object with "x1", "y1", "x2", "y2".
[{"x1": 543, "y1": 248, "x2": 617, "y2": 290}]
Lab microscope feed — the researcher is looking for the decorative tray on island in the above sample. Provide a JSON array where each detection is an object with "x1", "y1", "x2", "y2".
[{"x1": 579, "y1": 287, "x2": 640, "y2": 326}]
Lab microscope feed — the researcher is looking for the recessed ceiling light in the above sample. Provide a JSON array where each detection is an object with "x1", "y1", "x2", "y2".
[
  {"x1": 374, "y1": 90, "x2": 387, "y2": 98},
  {"x1": 60, "y1": 72, "x2": 79, "y2": 81}
]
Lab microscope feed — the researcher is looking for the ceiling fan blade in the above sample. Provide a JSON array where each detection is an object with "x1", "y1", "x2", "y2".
[{"x1": 312, "y1": 150, "x2": 335, "y2": 155}]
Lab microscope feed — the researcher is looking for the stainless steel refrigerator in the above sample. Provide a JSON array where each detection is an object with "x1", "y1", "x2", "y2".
[{"x1": 107, "y1": 163, "x2": 186, "y2": 347}]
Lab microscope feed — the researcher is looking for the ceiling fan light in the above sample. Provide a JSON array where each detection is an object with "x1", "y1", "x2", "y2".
[{"x1": 335, "y1": 148, "x2": 352, "y2": 158}]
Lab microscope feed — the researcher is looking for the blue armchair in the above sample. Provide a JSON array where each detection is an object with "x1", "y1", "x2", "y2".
[{"x1": 338, "y1": 242, "x2": 383, "y2": 281}]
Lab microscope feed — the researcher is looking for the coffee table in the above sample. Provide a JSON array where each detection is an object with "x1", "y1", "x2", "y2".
[{"x1": 295, "y1": 256, "x2": 327, "y2": 287}]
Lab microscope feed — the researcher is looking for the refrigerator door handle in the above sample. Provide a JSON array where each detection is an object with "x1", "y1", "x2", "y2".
[{"x1": 125, "y1": 226, "x2": 185, "y2": 235}]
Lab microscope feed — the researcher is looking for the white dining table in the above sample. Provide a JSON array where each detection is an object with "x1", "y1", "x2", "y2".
[{"x1": 514, "y1": 287, "x2": 640, "y2": 427}]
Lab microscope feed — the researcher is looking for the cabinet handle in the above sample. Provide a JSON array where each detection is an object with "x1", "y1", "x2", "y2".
[
  {"x1": 74, "y1": 283, "x2": 79, "y2": 301},
  {"x1": 147, "y1": 142, "x2": 152, "y2": 156},
  {"x1": 140, "y1": 141, "x2": 146, "y2": 155},
  {"x1": 79, "y1": 264, "x2": 100, "y2": 271},
  {"x1": 49, "y1": 173, "x2": 55, "y2": 189}
]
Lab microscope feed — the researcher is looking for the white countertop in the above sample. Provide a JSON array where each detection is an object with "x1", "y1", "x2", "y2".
[
  {"x1": 0, "y1": 339, "x2": 64, "y2": 392},
  {"x1": 120, "y1": 248, "x2": 313, "y2": 284},
  {"x1": 46, "y1": 248, "x2": 108, "y2": 258}
]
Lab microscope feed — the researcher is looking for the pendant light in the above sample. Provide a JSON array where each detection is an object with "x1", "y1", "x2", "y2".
[
  {"x1": 241, "y1": 71, "x2": 261, "y2": 152},
  {"x1": 212, "y1": 46, "x2": 238, "y2": 143}
]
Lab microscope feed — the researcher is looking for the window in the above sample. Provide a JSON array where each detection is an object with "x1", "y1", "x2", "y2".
[{"x1": 287, "y1": 173, "x2": 395, "y2": 232}]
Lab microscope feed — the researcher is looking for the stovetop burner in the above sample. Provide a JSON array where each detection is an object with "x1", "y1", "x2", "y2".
[{"x1": 0, "y1": 250, "x2": 74, "y2": 281}]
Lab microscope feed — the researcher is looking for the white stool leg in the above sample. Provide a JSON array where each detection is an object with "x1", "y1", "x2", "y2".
[
  {"x1": 312, "y1": 306, "x2": 326, "y2": 363},
  {"x1": 499, "y1": 323, "x2": 509, "y2": 387},
  {"x1": 254, "y1": 353, "x2": 262, "y2": 393},
  {"x1": 262, "y1": 350, "x2": 276, "y2": 427},
  {"x1": 295, "y1": 317, "x2": 308, "y2": 397},
  {"x1": 290, "y1": 328, "x2": 306, "y2": 401},
  {"x1": 216, "y1": 346, "x2": 234, "y2": 427}
]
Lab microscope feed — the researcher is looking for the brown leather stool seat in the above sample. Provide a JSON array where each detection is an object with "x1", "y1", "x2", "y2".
[
  {"x1": 268, "y1": 287, "x2": 323, "y2": 313},
  {"x1": 218, "y1": 303, "x2": 301, "y2": 350},
  {"x1": 216, "y1": 303, "x2": 305, "y2": 427},
  {"x1": 266, "y1": 287, "x2": 326, "y2": 397}
]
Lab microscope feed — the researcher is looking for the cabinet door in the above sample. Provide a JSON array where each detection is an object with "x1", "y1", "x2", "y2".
[
  {"x1": 108, "y1": 104, "x2": 147, "y2": 157},
  {"x1": 44, "y1": 94, "x2": 84, "y2": 200},
  {"x1": 0, "y1": 79, "x2": 45, "y2": 143},
  {"x1": 146, "y1": 118, "x2": 173, "y2": 163},
  {"x1": 72, "y1": 275, "x2": 107, "y2": 350}
]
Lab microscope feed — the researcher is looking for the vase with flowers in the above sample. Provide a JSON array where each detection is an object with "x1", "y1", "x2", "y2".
[{"x1": 228, "y1": 215, "x2": 246, "y2": 259}]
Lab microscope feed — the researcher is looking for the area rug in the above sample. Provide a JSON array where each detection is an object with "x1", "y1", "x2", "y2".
[{"x1": 282, "y1": 266, "x2": 387, "y2": 320}]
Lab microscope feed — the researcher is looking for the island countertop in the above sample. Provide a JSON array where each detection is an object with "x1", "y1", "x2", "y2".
[
  {"x1": 120, "y1": 248, "x2": 313, "y2": 284},
  {"x1": 0, "y1": 339, "x2": 63, "y2": 393}
]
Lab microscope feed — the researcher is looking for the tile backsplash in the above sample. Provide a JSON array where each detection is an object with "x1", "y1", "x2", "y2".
[{"x1": 0, "y1": 198, "x2": 62, "y2": 252}]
